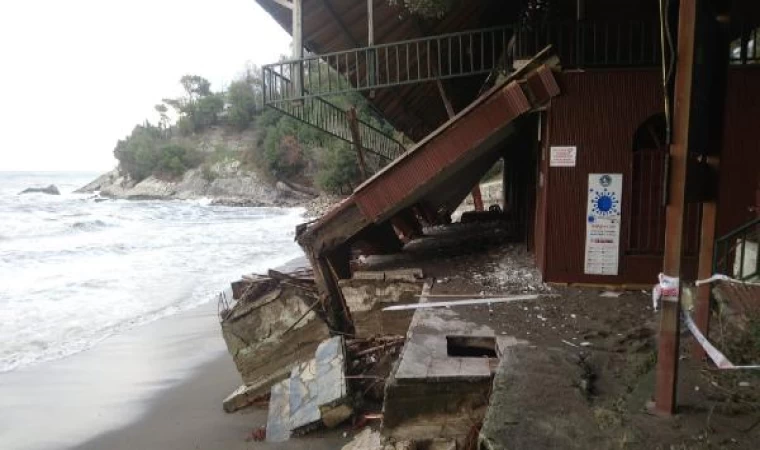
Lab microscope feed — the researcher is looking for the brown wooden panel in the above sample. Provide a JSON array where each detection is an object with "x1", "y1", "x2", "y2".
[{"x1": 716, "y1": 68, "x2": 760, "y2": 236}]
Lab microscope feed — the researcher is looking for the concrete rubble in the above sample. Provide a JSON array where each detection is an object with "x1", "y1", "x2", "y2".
[
  {"x1": 219, "y1": 269, "x2": 330, "y2": 411},
  {"x1": 266, "y1": 336, "x2": 352, "y2": 442}
]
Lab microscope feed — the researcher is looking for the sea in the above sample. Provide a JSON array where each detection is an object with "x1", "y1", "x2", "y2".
[{"x1": 0, "y1": 171, "x2": 306, "y2": 374}]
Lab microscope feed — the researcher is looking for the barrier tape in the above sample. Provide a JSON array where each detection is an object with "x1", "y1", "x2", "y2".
[
  {"x1": 652, "y1": 273, "x2": 680, "y2": 311},
  {"x1": 695, "y1": 274, "x2": 760, "y2": 287},
  {"x1": 682, "y1": 307, "x2": 760, "y2": 370}
]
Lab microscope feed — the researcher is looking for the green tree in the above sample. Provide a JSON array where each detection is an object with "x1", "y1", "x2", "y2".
[
  {"x1": 316, "y1": 143, "x2": 361, "y2": 193},
  {"x1": 227, "y1": 80, "x2": 258, "y2": 130}
]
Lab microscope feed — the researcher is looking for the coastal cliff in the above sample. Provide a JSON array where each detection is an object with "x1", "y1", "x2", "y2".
[{"x1": 76, "y1": 160, "x2": 314, "y2": 206}]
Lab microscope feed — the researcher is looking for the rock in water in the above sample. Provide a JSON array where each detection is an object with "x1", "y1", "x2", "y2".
[{"x1": 19, "y1": 185, "x2": 60, "y2": 195}]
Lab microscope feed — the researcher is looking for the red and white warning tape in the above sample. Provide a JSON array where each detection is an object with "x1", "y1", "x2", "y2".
[
  {"x1": 695, "y1": 274, "x2": 760, "y2": 287},
  {"x1": 652, "y1": 273, "x2": 760, "y2": 370},
  {"x1": 682, "y1": 307, "x2": 760, "y2": 370}
]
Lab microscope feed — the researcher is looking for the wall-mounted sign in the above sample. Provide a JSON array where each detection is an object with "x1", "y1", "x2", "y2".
[
  {"x1": 550, "y1": 146, "x2": 577, "y2": 167},
  {"x1": 584, "y1": 173, "x2": 623, "y2": 276}
]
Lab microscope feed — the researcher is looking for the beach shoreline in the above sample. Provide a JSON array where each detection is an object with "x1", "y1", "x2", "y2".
[{"x1": 0, "y1": 255, "x2": 350, "y2": 450}]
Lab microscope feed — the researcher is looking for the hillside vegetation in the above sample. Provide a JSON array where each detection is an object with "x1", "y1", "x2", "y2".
[{"x1": 113, "y1": 64, "x2": 399, "y2": 194}]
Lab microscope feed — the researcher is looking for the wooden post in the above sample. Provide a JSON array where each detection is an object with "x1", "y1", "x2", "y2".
[
  {"x1": 654, "y1": 0, "x2": 697, "y2": 416},
  {"x1": 693, "y1": 12, "x2": 730, "y2": 359},
  {"x1": 367, "y1": 0, "x2": 374, "y2": 45},
  {"x1": 437, "y1": 79, "x2": 484, "y2": 211},
  {"x1": 292, "y1": 0, "x2": 303, "y2": 98},
  {"x1": 347, "y1": 107, "x2": 369, "y2": 180}
]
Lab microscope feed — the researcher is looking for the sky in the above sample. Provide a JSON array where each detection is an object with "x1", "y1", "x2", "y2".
[{"x1": 0, "y1": 0, "x2": 291, "y2": 172}]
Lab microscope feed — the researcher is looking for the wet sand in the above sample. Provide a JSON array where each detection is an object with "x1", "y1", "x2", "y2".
[
  {"x1": 0, "y1": 299, "x2": 349, "y2": 450},
  {"x1": 73, "y1": 351, "x2": 348, "y2": 450}
]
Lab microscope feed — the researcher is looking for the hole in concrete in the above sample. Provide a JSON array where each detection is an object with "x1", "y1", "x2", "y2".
[{"x1": 446, "y1": 336, "x2": 497, "y2": 358}]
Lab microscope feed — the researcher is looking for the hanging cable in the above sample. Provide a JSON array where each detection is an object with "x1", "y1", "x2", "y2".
[{"x1": 659, "y1": 0, "x2": 676, "y2": 145}]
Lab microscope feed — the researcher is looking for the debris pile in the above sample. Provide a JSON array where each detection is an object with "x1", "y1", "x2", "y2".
[{"x1": 220, "y1": 267, "x2": 330, "y2": 411}]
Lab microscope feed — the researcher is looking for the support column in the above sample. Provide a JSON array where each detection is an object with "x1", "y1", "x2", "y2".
[
  {"x1": 654, "y1": 0, "x2": 697, "y2": 416},
  {"x1": 292, "y1": 0, "x2": 303, "y2": 98}
]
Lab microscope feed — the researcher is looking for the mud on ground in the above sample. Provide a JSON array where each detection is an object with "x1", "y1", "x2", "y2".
[{"x1": 362, "y1": 222, "x2": 760, "y2": 449}]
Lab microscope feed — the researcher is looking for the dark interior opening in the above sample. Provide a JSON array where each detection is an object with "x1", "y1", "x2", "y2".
[{"x1": 446, "y1": 336, "x2": 498, "y2": 358}]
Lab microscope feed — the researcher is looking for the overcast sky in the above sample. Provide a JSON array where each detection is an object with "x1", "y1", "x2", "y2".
[{"x1": 0, "y1": 0, "x2": 291, "y2": 172}]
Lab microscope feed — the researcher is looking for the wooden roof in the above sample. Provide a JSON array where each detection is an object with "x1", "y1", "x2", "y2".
[{"x1": 255, "y1": 0, "x2": 523, "y2": 141}]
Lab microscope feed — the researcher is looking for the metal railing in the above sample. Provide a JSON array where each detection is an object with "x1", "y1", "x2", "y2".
[
  {"x1": 714, "y1": 217, "x2": 760, "y2": 281},
  {"x1": 513, "y1": 20, "x2": 661, "y2": 68},
  {"x1": 265, "y1": 69, "x2": 406, "y2": 167},
  {"x1": 263, "y1": 26, "x2": 514, "y2": 103},
  {"x1": 730, "y1": 22, "x2": 760, "y2": 65}
]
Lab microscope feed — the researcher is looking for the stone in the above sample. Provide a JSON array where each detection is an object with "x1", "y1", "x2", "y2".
[{"x1": 19, "y1": 184, "x2": 60, "y2": 195}]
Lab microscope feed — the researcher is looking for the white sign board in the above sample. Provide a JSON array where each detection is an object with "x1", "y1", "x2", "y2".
[
  {"x1": 550, "y1": 146, "x2": 577, "y2": 167},
  {"x1": 584, "y1": 173, "x2": 623, "y2": 276}
]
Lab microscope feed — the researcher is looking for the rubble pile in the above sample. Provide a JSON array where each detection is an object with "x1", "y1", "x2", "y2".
[{"x1": 220, "y1": 268, "x2": 330, "y2": 412}]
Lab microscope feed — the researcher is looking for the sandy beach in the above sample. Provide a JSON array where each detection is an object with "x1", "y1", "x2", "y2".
[{"x1": 0, "y1": 298, "x2": 349, "y2": 450}]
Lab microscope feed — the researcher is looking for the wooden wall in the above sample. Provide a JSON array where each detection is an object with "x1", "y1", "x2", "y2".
[{"x1": 535, "y1": 67, "x2": 760, "y2": 285}]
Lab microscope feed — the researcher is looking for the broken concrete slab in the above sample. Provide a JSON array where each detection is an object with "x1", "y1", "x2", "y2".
[
  {"x1": 267, "y1": 336, "x2": 353, "y2": 441},
  {"x1": 222, "y1": 384, "x2": 268, "y2": 413},
  {"x1": 265, "y1": 379, "x2": 291, "y2": 442},
  {"x1": 383, "y1": 302, "x2": 525, "y2": 443},
  {"x1": 290, "y1": 336, "x2": 351, "y2": 432},
  {"x1": 479, "y1": 346, "x2": 611, "y2": 450},
  {"x1": 221, "y1": 282, "x2": 329, "y2": 399}
]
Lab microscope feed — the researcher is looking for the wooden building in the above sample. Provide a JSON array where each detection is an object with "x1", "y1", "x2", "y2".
[{"x1": 256, "y1": 0, "x2": 759, "y2": 289}]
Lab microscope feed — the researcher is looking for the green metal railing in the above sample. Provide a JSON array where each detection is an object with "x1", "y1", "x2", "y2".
[
  {"x1": 265, "y1": 69, "x2": 406, "y2": 168},
  {"x1": 263, "y1": 26, "x2": 515, "y2": 103},
  {"x1": 714, "y1": 217, "x2": 760, "y2": 281}
]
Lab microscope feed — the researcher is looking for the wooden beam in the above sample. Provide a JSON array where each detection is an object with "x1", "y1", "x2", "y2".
[
  {"x1": 436, "y1": 79, "x2": 456, "y2": 118},
  {"x1": 436, "y1": 77, "x2": 484, "y2": 212},
  {"x1": 654, "y1": 0, "x2": 698, "y2": 416},
  {"x1": 347, "y1": 107, "x2": 369, "y2": 180},
  {"x1": 292, "y1": 0, "x2": 303, "y2": 97},
  {"x1": 321, "y1": 0, "x2": 360, "y2": 48}
]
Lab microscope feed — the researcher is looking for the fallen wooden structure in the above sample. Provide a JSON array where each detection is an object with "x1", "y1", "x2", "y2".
[{"x1": 296, "y1": 49, "x2": 561, "y2": 335}]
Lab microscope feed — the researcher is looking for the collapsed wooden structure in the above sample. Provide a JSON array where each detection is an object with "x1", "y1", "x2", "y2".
[{"x1": 256, "y1": 0, "x2": 760, "y2": 415}]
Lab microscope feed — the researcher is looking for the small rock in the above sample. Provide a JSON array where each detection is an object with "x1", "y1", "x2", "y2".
[
  {"x1": 738, "y1": 381, "x2": 751, "y2": 388},
  {"x1": 580, "y1": 342, "x2": 592, "y2": 347},
  {"x1": 19, "y1": 184, "x2": 60, "y2": 195}
]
